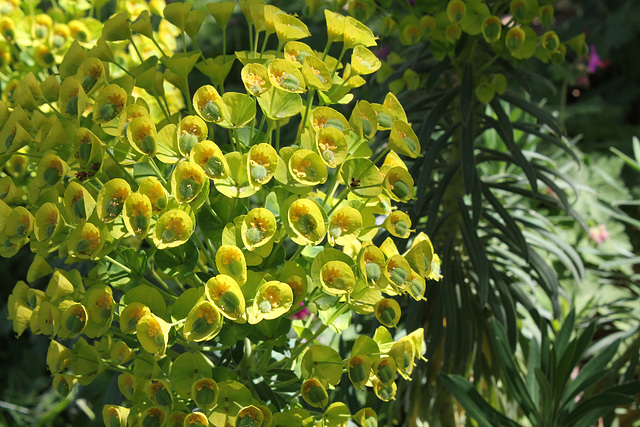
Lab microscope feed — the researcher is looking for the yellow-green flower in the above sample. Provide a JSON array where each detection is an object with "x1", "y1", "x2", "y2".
[
  {"x1": 372, "y1": 355, "x2": 397, "y2": 384},
  {"x1": 34, "y1": 202, "x2": 63, "y2": 242},
  {"x1": 286, "y1": 198, "x2": 326, "y2": 245},
  {"x1": 205, "y1": 275, "x2": 246, "y2": 320},
  {"x1": 215, "y1": 245, "x2": 247, "y2": 285},
  {"x1": 126, "y1": 115, "x2": 157, "y2": 157},
  {"x1": 253, "y1": 281, "x2": 293, "y2": 321},
  {"x1": 102, "y1": 405, "x2": 129, "y2": 427},
  {"x1": 389, "y1": 120, "x2": 420, "y2": 158},
  {"x1": 59, "y1": 302, "x2": 88, "y2": 338},
  {"x1": 64, "y1": 182, "x2": 96, "y2": 224},
  {"x1": 193, "y1": 85, "x2": 227, "y2": 123},
  {"x1": 145, "y1": 379, "x2": 174, "y2": 407},
  {"x1": 37, "y1": 301, "x2": 61, "y2": 336},
  {"x1": 178, "y1": 115, "x2": 208, "y2": 156},
  {"x1": 247, "y1": 143, "x2": 278, "y2": 188},
  {"x1": 384, "y1": 211, "x2": 412, "y2": 239},
  {"x1": 119, "y1": 302, "x2": 151, "y2": 334},
  {"x1": 343, "y1": 16, "x2": 376, "y2": 49},
  {"x1": 6, "y1": 206, "x2": 34, "y2": 239},
  {"x1": 74, "y1": 127, "x2": 103, "y2": 168},
  {"x1": 97, "y1": 178, "x2": 131, "y2": 222},
  {"x1": 320, "y1": 260, "x2": 355, "y2": 296},
  {"x1": 350, "y1": 45, "x2": 381, "y2": 76},
  {"x1": 284, "y1": 41, "x2": 314, "y2": 67},
  {"x1": 315, "y1": 126, "x2": 348, "y2": 168},
  {"x1": 136, "y1": 313, "x2": 171, "y2": 354},
  {"x1": 328, "y1": 207, "x2": 362, "y2": 246},
  {"x1": 68, "y1": 222, "x2": 105, "y2": 259},
  {"x1": 139, "y1": 177, "x2": 168, "y2": 213},
  {"x1": 117, "y1": 373, "x2": 141, "y2": 401},
  {"x1": 241, "y1": 208, "x2": 277, "y2": 251},
  {"x1": 310, "y1": 106, "x2": 350, "y2": 132},
  {"x1": 184, "y1": 412, "x2": 209, "y2": 426},
  {"x1": 384, "y1": 254, "x2": 412, "y2": 288},
  {"x1": 36, "y1": 154, "x2": 68, "y2": 188},
  {"x1": 302, "y1": 55, "x2": 332, "y2": 92},
  {"x1": 140, "y1": 407, "x2": 167, "y2": 427},
  {"x1": 268, "y1": 59, "x2": 306, "y2": 93},
  {"x1": 274, "y1": 13, "x2": 311, "y2": 44},
  {"x1": 374, "y1": 299, "x2": 401, "y2": 328},
  {"x1": 123, "y1": 192, "x2": 152, "y2": 238},
  {"x1": 191, "y1": 140, "x2": 229, "y2": 180},
  {"x1": 347, "y1": 355, "x2": 371, "y2": 389},
  {"x1": 241, "y1": 63, "x2": 271, "y2": 97},
  {"x1": 301, "y1": 378, "x2": 328, "y2": 408},
  {"x1": 85, "y1": 285, "x2": 115, "y2": 325},
  {"x1": 191, "y1": 378, "x2": 218, "y2": 412},
  {"x1": 288, "y1": 148, "x2": 327, "y2": 186},
  {"x1": 53, "y1": 374, "x2": 77, "y2": 398},
  {"x1": 383, "y1": 166, "x2": 414, "y2": 202},
  {"x1": 93, "y1": 84, "x2": 127, "y2": 123},
  {"x1": 171, "y1": 160, "x2": 206, "y2": 203},
  {"x1": 76, "y1": 58, "x2": 106, "y2": 95},
  {"x1": 373, "y1": 377, "x2": 397, "y2": 401},
  {"x1": 183, "y1": 300, "x2": 223, "y2": 342},
  {"x1": 152, "y1": 209, "x2": 194, "y2": 249}
]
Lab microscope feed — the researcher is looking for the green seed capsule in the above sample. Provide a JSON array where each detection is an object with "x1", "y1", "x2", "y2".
[
  {"x1": 392, "y1": 181, "x2": 410, "y2": 199},
  {"x1": 154, "y1": 385, "x2": 172, "y2": 406},
  {"x1": 140, "y1": 135, "x2": 155, "y2": 154},
  {"x1": 325, "y1": 118, "x2": 344, "y2": 131},
  {"x1": 100, "y1": 103, "x2": 117, "y2": 121},
  {"x1": 66, "y1": 312, "x2": 84, "y2": 334},
  {"x1": 73, "y1": 198, "x2": 86, "y2": 221},
  {"x1": 219, "y1": 291, "x2": 240, "y2": 314},
  {"x1": 402, "y1": 136, "x2": 417, "y2": 152},
  {"x1": 377, "y1": 364, "x2": 394, "y2": 383},
  {"x1": 250, "y1": 164, "x2": 268, "y2": 182},
  {"x1": 179, "y1": 133, "x2": 198, "y2": 154},
  {"x1": 361, "y1": 118, "x2": 373, "y2": 136},
  {"x1": 377, "y1": 113, "x2": 392, "y2": 128},
  {"x1": 307, "y1": 383, "x2": 328, "y2": 404},
  {"x1": 43, "y1": 53, "x2": 55, "y2": 65},
  {"x1": 76, "y1": 238, "x2": 91, "y2": 253},
  {"x1": 67, "y1": 96, "x2": 78, "y2": 115},
  {"x1": 389, "y1": 266, "x2": 407, "y2": 285},
  {"x1": 322, "y1": 149, "x2": 334, "y2": 163},
  {"x1": 350, "y1": 363, "x2": 367, "y2": 384},
  {"x1": 43, "y1": 167, "x2": 60, "y2": 186},
  {"x1": 161, "y1": 229, "x2": 177, "y2": 242},
  {"x1": 410, "y1": 279, "x2": 424, "y2": 297},
  {"x1": 56, "y1": 378, "x2": 70, "y2": 397},
  {"x1": 202, "y1": 101, "x2": 222, "y2": 121},
  {"x1": 178, "y1": 179, "x2": 197, "y2": 200},
  {"x1": 205, "y1": 157, "x2": 225, "y2": 178},
  {"x1": 329, "y1": 224, "x2": 342, "y2": 238},
  {"x1": 228, "y1": 259, "x2": 244, "y2": 276},
  {"x1": 365, "y1": 263, "x2": 381, "y2": 283},
  {"x1": 245, "y1": 227, "x2": 264, "y2": 245},
  {"x1": 394, "y1": 220, "x2": 408, "y2": 236},
  {"x1": 4, "y1": 132, "x2": 14, "y2": 150},
  {"x1": 259, "y1": 300, "x2": 272, "y2": 313},
  {"x1": 52, "y1": 34, "x2": 65, "y2": 48},
  {"x1": 279, "y1": 73, "x2": 300, "y2": 91},
  {"x1": 82, "y1": 75, "x2": 98, "y2": 92},
  {"x1": 78, "y1": 141, "x2": 92, "y2": 161}
]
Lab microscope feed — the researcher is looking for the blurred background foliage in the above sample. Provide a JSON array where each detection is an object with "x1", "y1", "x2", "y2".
[{"x1": 2, "y1": 0, "x2": 640, "y2": 425}]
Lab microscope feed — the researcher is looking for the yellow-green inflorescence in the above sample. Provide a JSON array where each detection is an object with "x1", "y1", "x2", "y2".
[{"x1": 3, "y1": 0, "x2": 442, "y2": 424}]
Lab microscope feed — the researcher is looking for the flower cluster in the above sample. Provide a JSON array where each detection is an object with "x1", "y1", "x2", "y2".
[{"x1": 3, "y1": 0, "x2": 441, "y2": 425}]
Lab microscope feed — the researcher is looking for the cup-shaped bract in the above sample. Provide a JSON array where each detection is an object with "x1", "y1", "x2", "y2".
[
  {"x1": 127, "y1": 115, "x2": 157, "y2": 157},
  {"x1": 171, "y1": 161, "x2": 206, "y2": 204},
  {"x1": 383, "y1": 166, "x2": 415, "y2": 202},
  {"x1": 241, "y1": 208, "x2": 277, "y2": 251},
  {"x1": 358, "y1": 244, "x2": 385, "y2": 286},
  {"x1": 268, "y1": 59, "x2": 306, "y2": 94},
  {"x1": 274, "y1": 13, "x2": 311, "y2": 44},
  {"x1": 241, "y1": 63, "x2": 271, "y2": 97},
  {"x1": 64, "y1": 182, "x2": 95, "y2": 224},
  {"x1": 288, "y1": 148, "x2": 328, "y2": 186},
  {"x1": 76, "y1": 57, "x2": 107, "y2": 95},
  {"x1": 506, "y1": 26, "x2": 526, "y2": 53},
  {"x1": 208, "y1": 1, "x2": 236, "y2": 27},
  {"x1": 85, "y1": 285, "x2": 115, "y2": 325},
  {"x1": 287, "y1": 197, "x2": 326, "y2": 246},
  {"x1": 215, "y1": 245, "x2": 247, "y2": 285},
  {"x1": 140, "y1": 407, "x2": 167, "y2": 427},
  {"x1": 389, "y1": 120, "x2": 420, "y2": 158},
  {"x1": 97, "y1": 178, "x2": 131, "y2": 223},
  {"x1": 38, "y1": 301, "x2": 61, "y2": 336},
  {"x1": 191, "y1": 378, "x2": 219, "y2": 411},
  {"x1": 139, "y1": 177, "x2": 168, "y2": 213},
  {"x1": 167, "y1": 411, "x2": 187, "y2": 427},
  {"x1": 117, "y1": 373, "x2": 141, "y2": 401},
  {"x1": 53, "y1": 373, "x2": 78, "y2": 398},
  {"x1": 384, "y1": 254, "x2": 412, "y2": 290},
  {"x1": 320, "y1": 260, "x2": 356, "y2": 296},
  {"x1": 350, "y1": 100, "x2": 378, "y2": 140},
  {"x1": 279, "y1": 261, "x2": 308, "y2": 309},
  {"x1": 301, "y1": 378, "x2": 329, "y2": 408},
  {"x1": 177, "y1": 115, "x2": 208, "y2": 157},
  {"x1": 153, "y1": 209, "x2": 194, "y2": 249},
  {"x1": 374, "y1": 298, "x2": 401, "y2": 328},
  {"x1": 58, "y1": 77, "x2": 87, "y2": 119},
  {"x1": 372, "y1": 355, "x2": 397, "y2": 384},
  {"x1": 389, "y1": 340, "x2": 416, "y2": 379},
  {"x1": 205, "y1": 274, "x2": 246, "y2": 320},
  {"x1": 34, "y1": 202, "x2": 63, "y2": 242},
  {"x1": 407, "y1": 270, "x2": 427, "y2": 301},
  {"x1": 102, "y1": 405, "x2": 130, "y2": 427},
  {"x1": 404, "y1": 232, "x2": 435, "y2": 279},
  {"x1": 247, "y1": 143, "x2": 278, "y2": 188},
  {"x1": 136, "y1": 313, "x2": 171, "y2": 354},
  {"x1": 347, "y1": 354, "x2": 371, "y2": 389},
  {"x1": 119, "y1": 302, "x2": 151, "y2": 334},
  {"x1": 59, "y1": 302, "x2": 88, "y2": 339},
  {"x1": 284, "y1": 41, "x2": 314, "y2": 67},
  {"x1": 36, "y1": 154, "x2": 67, "y2": 188},
  {"x1": 384, "y1": 211, "x2": 412, "y2": 239},
  {"x1": 145, "y1": 378, "x2": 174, "y2": 407},
  {"x1": 191, "y1": 140, "x2": 229, "y2": 181},
  {"x1": 74, "y1": 127, "x2": 104, "y2": 169},
  {"x1": 184, "y1": 412, "x2": 209, "y2": 426},
  {"x1": 6, "y1": 206, "x2": 34, "y2": 240},
  {"x1": 184, "y1": 300, "x2": 224, "y2": 342},
  {"x1": 373, "y1": 378, "x2": 397, "y2": 401},
  {"x1": 482, "y1": 15, "x2": 502, "y2": 43},
  {"x1": 350, "y1": 45, "x2": 381, "y2": 76},
  {"x1": 344, "y1": 16, "x2": 376, "y2": 49},
  {"x1": 93, "y1": 84, "x2": 127, "y2": 123},
  {"x1": 354, "y1": 408, "x2": 378, "y2": 427},
  {"x1": 316, "y1": 126, "x2": 348, "y2": 168},
  {"x1": 68, "y1": 222, "x2": 105, "y2": 259},
  {"x1": 253, "y1": 281, "x2": 293, "y2": 321},
  {"x1": 193, "y1": 85, "x2": 227, "y2": 123},
  {"x1": 236, "y1": 405, "x2": 265, "y2": 427},
  {"x1": 302, "y1": 55, "x2": 332, "y2": 92},
  {"x1": 328, "y1": 207, "x2": 362, "y2": 246},
  {"x1": 123, "y1": 192, "x2": 152, "y2": 238},
  {"x1": 311, "y1": 106, "x2": 350, "y2": 133}
]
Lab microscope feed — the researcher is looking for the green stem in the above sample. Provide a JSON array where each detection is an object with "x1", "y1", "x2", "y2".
[
  {"x1": 259, "y1": 33, "x2": 270, "y2": 57},
  {"x1": 222, "y1": 26, "x2": 228, "y2": 62},
  {"x1": 150, "y1": 35, "x2": 168, "y2": 57},
  {"x1": 148, "y1": 158, "x2": 168, "y2": 185},
  {"x1": 331, "y1": 46, "x2": 347, "y2": 78},
  {"x1": 105, "y1": 149, "x2": 137, "y2": 187},
  {"x1": 289, "y1": 244, "x2": 304, "y2": 262},
  {"x1": 325, "y1": 187, "x2": 349, "y2": 217},
  {"x1": 298, "y1": 88, "x2": 316, "y2": 141},
  {"x1": 193, "y1": 232, "x2": 216, "y2": 270},
  {"x1": 129, "y1": 38, "x2": 145, "y2": 63},
  {"x1": 275, "y1": 121, "x2": 281, "y2": 151},
  {"x1": 112, "y1": 61, "x2": 135, "y2": 78},
  {"x1": 321, "y1": 41, "x2": 333, "y2": 61},
  {"x1": 154, "y1": 94, "x2": 172, "y2": 123}
]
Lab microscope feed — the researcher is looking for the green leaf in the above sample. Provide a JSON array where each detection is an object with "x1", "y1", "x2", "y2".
[
  {"x1": 560, "y1": 392, "x2": 634, "y2": 426},
  {"x1": 169, "y1": 352, "x2": 211, "y2": 399},
  {"x1": 457, "y1": 198, "x2": 489, "y2": 304},
  {"x1": 499, "y1": 91, "x2": 564, "y2": 136},
  {"x1": 417, "y1": 87, "x2": 457, "y2": 143},
  {"x1": 440, "y1": 374, "x2": 521, "y2": 427},
  {"x1": 460, "y1": 65, "x2": 473, "y2": 125},
  {"x1": 121, "y1": 285, "x2": 166, "y2": 317},
  {"x1": 257, "y1": 87, "x2": 303, "y2": 120},
  {"x1": 221, "y1": 92, "x2": 256, "y2": 128},
  {"x1": 461, "y1": 114, "x2": 476, "y2": 193}
]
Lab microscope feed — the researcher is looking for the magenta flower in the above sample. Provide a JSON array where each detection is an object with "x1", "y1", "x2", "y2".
[
  {"x1": 589, "y1": 224, "x2": 610, "y2": 245},
  {"x1": 587, "y1": 45, "x2": 609, "y2": 74},
  {"x1": 291, "y1": 303, "x2": 310, "y2": 320}
]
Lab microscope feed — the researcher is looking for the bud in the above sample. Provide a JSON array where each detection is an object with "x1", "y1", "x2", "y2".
[
  {"x1": 539, "y1": 5, "x2": 554, "y2": 27},
  {"x1": 301, "y1": 378, "x2": 329, "y2": 408},
  {"x1": 482, "y1": 16, "x2": 502, "y2": 43},
  {"x1": 447, "y1": 0, "x2": 466, "y2": 23},
  {"x1": 506, "y1": 27, "x2": 526, "y2": 53}
]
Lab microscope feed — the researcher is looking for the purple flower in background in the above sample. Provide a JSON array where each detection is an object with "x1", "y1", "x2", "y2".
[
  {"x1": 291, "y1": 303, "x2": 310, "y2": 320},
  {"x1": 587, "y1": 45, "x2": 609, "y2": 74}
]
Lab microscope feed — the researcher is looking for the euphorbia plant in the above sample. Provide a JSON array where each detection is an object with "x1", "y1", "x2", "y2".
[{"x1": 1, "y1": 0, "x2": 440, "y2": 425}]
